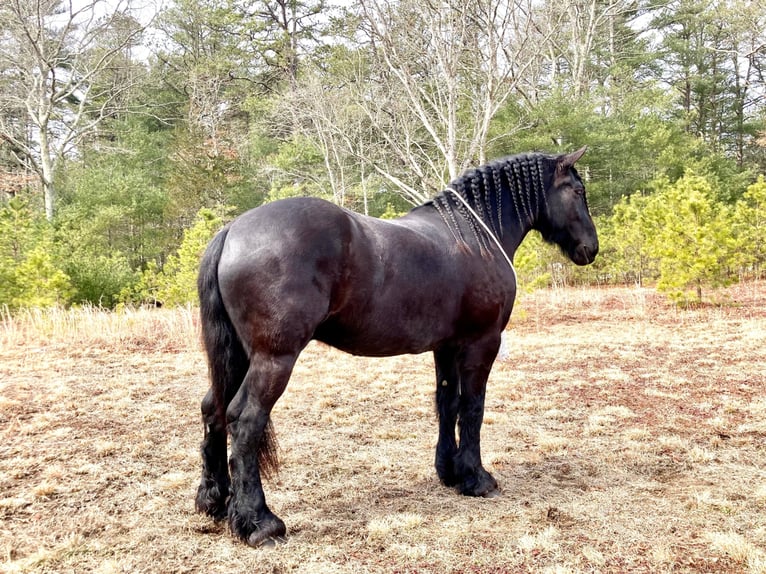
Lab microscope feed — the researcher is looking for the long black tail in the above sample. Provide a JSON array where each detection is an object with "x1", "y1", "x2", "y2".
[
  {"x1": 198, "y1": 227, "x2": 248, "y2": 425},
  {"x1": 197, "y1": 227, "x2": 279, "y2": 477}
]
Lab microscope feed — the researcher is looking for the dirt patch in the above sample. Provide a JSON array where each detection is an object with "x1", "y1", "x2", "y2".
[{"x1": 1, "y1": 285, "x2": 765, "y2": 573}]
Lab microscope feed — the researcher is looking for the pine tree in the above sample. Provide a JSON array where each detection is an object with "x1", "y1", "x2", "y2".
[{"x1": 649, "y1": 173, "x2": 736, "y2": 303}]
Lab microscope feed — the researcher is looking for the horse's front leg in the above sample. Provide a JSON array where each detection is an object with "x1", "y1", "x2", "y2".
[
  {"x1": 453, "y1": 335, "x2": 501, "y2": 497},
  {"x1": 434, "y1": 346, "x2": 460, "y2": 486}
]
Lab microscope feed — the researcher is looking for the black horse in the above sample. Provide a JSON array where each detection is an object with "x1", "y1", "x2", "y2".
[{"x1": 195, "y1": 147, "x2": 598, "y2": 546}]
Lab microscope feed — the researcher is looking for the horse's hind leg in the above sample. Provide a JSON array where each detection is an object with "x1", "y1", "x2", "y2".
[
  {"x1": 195, "y1": 389, "x2": 230, "y2": 520},
  {"x1": 226, "y1": 352, "x2": 296, "y2": 547}
]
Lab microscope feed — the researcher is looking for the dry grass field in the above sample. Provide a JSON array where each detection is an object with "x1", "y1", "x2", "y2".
[{"x1": 1, "y1": 284, "x2": 766, "y2": 573}]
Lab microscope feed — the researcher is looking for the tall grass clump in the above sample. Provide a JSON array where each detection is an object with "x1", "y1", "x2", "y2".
[{"x1": 0, "y1": 304, "x2": 199, "y2": 351}]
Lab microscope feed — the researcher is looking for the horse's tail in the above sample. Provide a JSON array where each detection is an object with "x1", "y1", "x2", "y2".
[
  {"x1": 198, "y1": 226, "x2": 246, "y2": 423},
  {"x1": 197, "y1": 227, "x2": 279, "y2": 478}
]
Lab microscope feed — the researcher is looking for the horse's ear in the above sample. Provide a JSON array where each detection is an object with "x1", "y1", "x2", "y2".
[{"x1": 556, "y1": 146, "x2": 587, "y2": 173}]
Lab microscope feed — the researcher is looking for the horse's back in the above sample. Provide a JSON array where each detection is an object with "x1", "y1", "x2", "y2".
[{"x1": 223, "y1": 197, "x2": 350, "y2": 262}]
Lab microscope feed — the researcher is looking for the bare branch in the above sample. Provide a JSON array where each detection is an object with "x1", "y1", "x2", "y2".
[{"x1": 0, "y1": 0, "x2": 154, "y2": 218}]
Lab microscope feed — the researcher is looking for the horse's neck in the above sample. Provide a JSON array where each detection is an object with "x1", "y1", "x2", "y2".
[
  {"x1": 499, "y1": 212, "x2": 534, "y2": 260},
  {"x1": 420, "y1": 156, "x2": 546, "y2": 258}
]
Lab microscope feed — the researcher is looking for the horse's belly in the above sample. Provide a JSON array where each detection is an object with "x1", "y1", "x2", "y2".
[{"x1": 313, "y1": 315, "x2": 445, "y2": 357}]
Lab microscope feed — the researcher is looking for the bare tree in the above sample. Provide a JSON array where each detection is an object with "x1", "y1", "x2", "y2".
[
  {"x1": 348, "y1": 0, "x2": 553, "y2": 203},
  {"x1": 0, "y1": 0, "x2": 149, "y2": 219},
  {"x1": 281, "y1": 66, "x2": 376, "y2": 207},
  {"x1": 537, "y1": 0, "x2": 645, "y2": 97}
]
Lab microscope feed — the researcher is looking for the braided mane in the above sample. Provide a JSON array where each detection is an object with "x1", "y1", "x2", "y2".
[{"x1": 429, "y1": 153, "x2": 550, "y2": 251}]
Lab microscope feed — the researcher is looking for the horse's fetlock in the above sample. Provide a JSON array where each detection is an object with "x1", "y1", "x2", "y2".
[{"x1": 196, "y1": 480, "x2": 229, "y2": 520}]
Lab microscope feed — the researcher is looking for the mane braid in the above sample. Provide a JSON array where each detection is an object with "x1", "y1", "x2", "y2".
[
  {"x1": 521, "y1": 160, "x2": 534, "y2": 223},
  {"x1": 470, "y1": 176, "x2": 486, "y2": 223},
  {"x1": 502, "y1": 162, "x2": 526, "y2": 228},
  {"x1": 512, "y1": 161, "x2": 532, "y2": 224},
  {"x1": 492, "y1": 166, "x2": 503, "y2": 238},
  {"x1": 481, "y1": 169, "x2": 501, "y2": 238},
  {"x1": 433, "y1": 195, "x2": 466, "y2": 246},
  {"x1": 534, "y1": 156, "x2": 548, "y2": 215},
  {"x1": 529, "y1": 158, "x2": 541, "y2": 217},
  {"x1": 469, "y1": 176, "x2": 492, "y2": 254},
  {"x1": 457, "y1": 199, "x2": 490, "y2": 255}
]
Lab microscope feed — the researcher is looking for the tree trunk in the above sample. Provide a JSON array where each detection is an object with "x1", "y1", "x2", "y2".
[{"x1": 39, "y1": 126, "x2": 55, "y2": 221}]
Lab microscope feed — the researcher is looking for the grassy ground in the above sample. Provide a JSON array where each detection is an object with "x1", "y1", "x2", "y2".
[{"x1": 1, "y1": 284, "x2": 765, "y2": 573}]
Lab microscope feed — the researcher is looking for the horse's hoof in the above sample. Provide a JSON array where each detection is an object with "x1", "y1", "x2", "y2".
[
  {"x1": 458, "y1": 469, "x2": 498, "y2": 497},
  {"x1": 247, "y1": 533, "x2": 286, "y2": 548},
  {"x1": 244, "y1": 515, "x2": 287, "y2": 548}
]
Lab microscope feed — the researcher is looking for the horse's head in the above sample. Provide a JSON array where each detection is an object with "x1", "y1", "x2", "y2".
[{"x1": 538, "y1": 146, "x2": 599, "y2": 266}]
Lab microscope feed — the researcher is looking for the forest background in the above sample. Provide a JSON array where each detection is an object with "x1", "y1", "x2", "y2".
[{"x1": 1, "y1": 0, "x2": 766, "y2": 310}]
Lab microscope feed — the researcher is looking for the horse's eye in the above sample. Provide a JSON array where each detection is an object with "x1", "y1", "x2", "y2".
[{"x1": 573, "y1": 187, "x2": 585, "y2": 197}]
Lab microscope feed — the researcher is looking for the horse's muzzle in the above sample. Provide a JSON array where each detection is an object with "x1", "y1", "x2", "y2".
[{"x1": 572, "y1": 243, "x2": 598, "y2": 266}]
